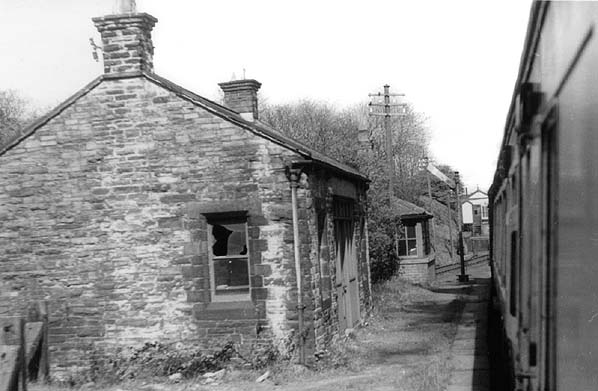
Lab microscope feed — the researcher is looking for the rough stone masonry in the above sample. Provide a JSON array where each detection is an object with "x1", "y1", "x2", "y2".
[{"x1": 0, "y1": 8, "x2": 371, "y2": 378}]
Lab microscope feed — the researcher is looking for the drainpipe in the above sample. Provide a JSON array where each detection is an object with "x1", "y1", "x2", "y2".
[
  {"x1": 362, "y1": 191, "x2": 373, "y2": 308},
  {"x1": 288, "y1": 167, "x2": 306, "y2": 364}
]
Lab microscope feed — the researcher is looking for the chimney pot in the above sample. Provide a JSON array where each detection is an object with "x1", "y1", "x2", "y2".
[
  {"x1": 218, "y1": 79, "x2": 262, "y2": 121},
  {"x1": 115, "y1": 0, "x2": 137, "y2": 13}
]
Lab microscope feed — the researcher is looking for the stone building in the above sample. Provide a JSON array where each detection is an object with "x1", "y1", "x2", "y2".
[
  {"x1": 0, "y1": 7, "x2": 371, "y2": 377},
  {"x1": 394, "y1": 198, "x2": 435, "y2": 284}
]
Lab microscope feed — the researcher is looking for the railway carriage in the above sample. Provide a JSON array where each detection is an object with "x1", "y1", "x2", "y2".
[{"x1": 489, "y1": 1, "x2": 598, "y2": 390}]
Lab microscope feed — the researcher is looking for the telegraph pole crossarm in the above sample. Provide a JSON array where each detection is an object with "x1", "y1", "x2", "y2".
[
  {"x1": 368, "y1": 113, "x2": 405, "y2": 117},
  {"x1": 368, "y1": 93, "x2": 405, "y2": 98}
]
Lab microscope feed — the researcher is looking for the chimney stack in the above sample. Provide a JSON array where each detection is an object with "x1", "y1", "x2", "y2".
[
  {"x1": 92, "y1": 2, "x2": 157, "y2": 75},
  {"x1": 218, "y1": 79, "x2": 262, "y2": 121}
]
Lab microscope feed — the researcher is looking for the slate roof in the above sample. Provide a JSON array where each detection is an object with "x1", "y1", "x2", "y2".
[
  {"x1": 393, "y1": 197, "x2": 433, "y2": 220},
  {"x1": 0, "y1": 71, "x2": 368, "y2": 183}
]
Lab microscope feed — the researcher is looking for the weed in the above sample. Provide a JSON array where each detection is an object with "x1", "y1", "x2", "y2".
[{"x1": 83, "y1": 341, "x2": 236, "y2": 385}]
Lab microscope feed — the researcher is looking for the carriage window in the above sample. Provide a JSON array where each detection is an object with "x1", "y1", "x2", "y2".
[
  {"x1": 208, "y1": 216, "x2": 250, "y2": 301},
  {"x1": 398, "y1": 223, "x2": 418, "y2": 257}
]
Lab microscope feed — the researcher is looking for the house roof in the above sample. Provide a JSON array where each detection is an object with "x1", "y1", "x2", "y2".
[
  {"x1": 0, "y1": 71, "x2": 368, "y2": 183},
  {"x1": 469, "y1": 189, "x2": 487, "y2": 196},
  {"x1": 465, "y1": 189, "x2": 488, "y2": 201},
  {"x1": 393, "y1": 197, "x2": 433, "y2": 221}
]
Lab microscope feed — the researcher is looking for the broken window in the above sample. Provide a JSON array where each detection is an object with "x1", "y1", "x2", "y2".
[
  {"x1": 398, "y1": 223, "x2": 418, "y2": 257},
  {"x1": 208, "y1": 216, "x2": 250, "y2": 301}
]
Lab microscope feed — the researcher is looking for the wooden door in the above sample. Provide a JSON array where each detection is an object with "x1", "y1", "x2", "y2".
[{"x1": 334, "y1": 197, "x2": 360, "y2": 331}]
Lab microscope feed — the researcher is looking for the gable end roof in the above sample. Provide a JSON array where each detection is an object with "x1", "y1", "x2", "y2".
[
  {"x1": 394, "y1": 197, "x2": 433, "y2": 220},
  {"x1": 0, "y1": 72, "x2": 368, "y2": 182}
]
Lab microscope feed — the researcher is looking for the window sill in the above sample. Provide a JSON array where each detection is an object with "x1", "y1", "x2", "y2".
[
  {"x1": 212, "y1": 293, "x2": 250, "y2": 303},
  {"x1": 399, "y1": 256, "x2": 430, "y2": 265},
  {"x1": 207, "y1": 300, "x2": 254, "y2": 311},
  {"x1": 194, "y1": 300, "x2": 257, "y2": 321}
]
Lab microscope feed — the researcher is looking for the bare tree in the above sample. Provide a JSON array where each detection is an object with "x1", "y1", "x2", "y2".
[
  {"x1": 260, "y1": 97, "x2": 437, "y2": 281},
  {"x1": 261, "y1": 98, "x2": 431, "y2": 202},
  {"x1": 0, "y1": 90, "x2": 31, "y2": 147},
  {"x1": 260, "y1": 99, "x2": 360, "y2": 166}
]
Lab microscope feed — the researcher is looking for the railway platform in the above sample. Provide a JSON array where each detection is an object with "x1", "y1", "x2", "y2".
[{"x1": 440, "y1": 262, "x2": 492, "y2": 391}]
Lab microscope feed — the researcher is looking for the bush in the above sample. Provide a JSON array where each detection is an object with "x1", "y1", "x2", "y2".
[{"x1": 369, "y1": 230, "x2": 399, "y2": 283}]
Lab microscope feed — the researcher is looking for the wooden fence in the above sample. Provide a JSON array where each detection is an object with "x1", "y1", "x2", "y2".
[{"x1": 435, "y1": 253, "x2": 489, "y2": 275}]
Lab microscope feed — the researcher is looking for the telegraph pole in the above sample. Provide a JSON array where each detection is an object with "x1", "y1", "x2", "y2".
[
  {"x1": 368, "y1": 85, "x2": 405, "y2": 203},
  {"x1": 383, "y1": 85, "x2": 393, "y2": 201},
  {"x1": 455, "y1": 171, "x2": 469, "y2": 282}
]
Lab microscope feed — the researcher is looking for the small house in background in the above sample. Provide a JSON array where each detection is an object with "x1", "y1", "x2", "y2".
[
  {"x1": 461, "y1": 188, "x2": 489, "y2": 236},
  {"x1": 461, "y1": 188, "x2": 489, "y2": 254},
  {"x1": 394, "y1": 198, "x2": 435, "y2": 284},
  {"x1": 0, "y1": 5, "x2": 371, "y2": 378}
]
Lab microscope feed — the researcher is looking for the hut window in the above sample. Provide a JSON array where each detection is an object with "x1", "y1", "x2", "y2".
[
  {"x1": 208, "y1": 215, "x2": 250, "y2": 301},
  {"x1": 398, "y1": 223, "x2": 418, "y2": 257}
]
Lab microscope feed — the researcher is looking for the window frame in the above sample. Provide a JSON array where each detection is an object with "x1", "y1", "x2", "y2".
[
  {"x1": 481, "y1": 204, "x2": 489, "y2": 220},
  {"x1": 398, "y1": 222, "x2": 420, "y2": 258},
  {"x1": 206, "y1": 215, "x2": 251, "y2": 303}
]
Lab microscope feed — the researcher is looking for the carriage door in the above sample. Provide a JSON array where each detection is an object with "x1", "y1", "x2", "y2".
[
  {"x1": 538, "y1": 106, "x2": 558, "y2": 391},
  {"x1": 334, "y1": 197, "x2": 360, "y2": 331}
]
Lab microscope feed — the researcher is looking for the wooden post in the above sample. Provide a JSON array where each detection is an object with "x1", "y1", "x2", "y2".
[
  {"x1": 41, "y1": 302, "x2": 49, "y2": 381},
  {"x1": 0, "y1": 317, "x2": 26, "y2": 391},
  {"x1": 19, "y1": 318, "x2": 26, "y2": 391}
]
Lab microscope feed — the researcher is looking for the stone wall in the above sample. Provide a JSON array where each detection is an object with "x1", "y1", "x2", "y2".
[
  {"x1": 0, "y1": 75, "x2": 296, "y2": 376},
  {"x1": 398, "y1": 257, "x2": 435, "y2": 284},
  {"x1": 0, "y1": 74, "x2": 371, "y2": 377}
]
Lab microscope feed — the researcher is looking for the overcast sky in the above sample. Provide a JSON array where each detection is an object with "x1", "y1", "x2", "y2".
[{"x1": 0, "y1": 0, "x2": 532, "y2": 191}]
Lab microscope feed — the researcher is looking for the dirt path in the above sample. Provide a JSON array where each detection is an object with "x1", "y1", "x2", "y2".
[{"x1": 193, "y1": 269, "x2": 483, "y2": 391}]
